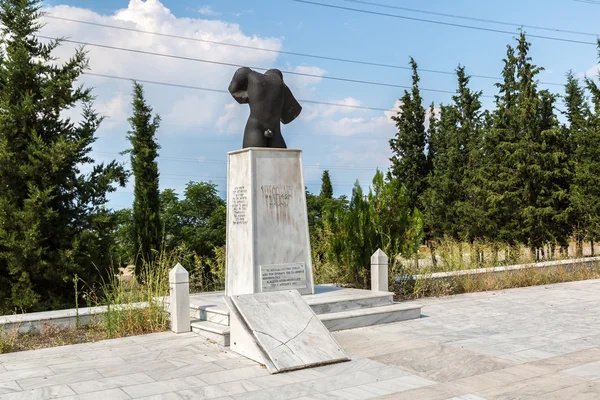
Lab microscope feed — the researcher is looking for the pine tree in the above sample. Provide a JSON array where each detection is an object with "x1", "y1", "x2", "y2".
[
  {"x1": 0, "y1": 0, "x2": 126, "y2": 312},
  {"x1": 320, "y1": 170, "x2": 333, "y2": 199},
  {"x1": 389, "y1": 58, "x2": 428, "y2": 211},
  {"x1": 127, "y1": 82, "x2": 161, "y2": 274}
]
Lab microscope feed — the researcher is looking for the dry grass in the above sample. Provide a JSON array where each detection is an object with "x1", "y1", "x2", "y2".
[
  {"x1": 0, "y1": 323, "x2": 107, "y2": 354},
  {"x1": 394, "y1": 263, "x2": 600, "y2": 300}
]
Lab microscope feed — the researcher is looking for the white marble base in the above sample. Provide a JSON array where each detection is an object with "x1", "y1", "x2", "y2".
[
  {"x1": 225, "y1": 290, "x2": 349, "y2": 374},
  {"x1": 225, "y1": 148, "x2": 315, "y2": 296}
]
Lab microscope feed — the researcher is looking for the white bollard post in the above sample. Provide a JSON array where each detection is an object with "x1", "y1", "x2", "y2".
[
  {"x1": 371, "y1": 249, "x2": 389, "y2": 292},
  {"x1": 169, "y1": 263, "x2": 190, "y2": 333}
]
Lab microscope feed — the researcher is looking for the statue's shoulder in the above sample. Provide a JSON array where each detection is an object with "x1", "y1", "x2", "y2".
[{"x1": 233, "y1": 67, "x2": 254, "y2": 78}]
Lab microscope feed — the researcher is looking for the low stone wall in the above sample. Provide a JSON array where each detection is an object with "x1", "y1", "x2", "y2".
[
  {"x1": 0, "y1": 302, "x2": 152, "y2": 335},
  {"x1": 394, "y1": 256, "x2": 600, "y2": 282}
]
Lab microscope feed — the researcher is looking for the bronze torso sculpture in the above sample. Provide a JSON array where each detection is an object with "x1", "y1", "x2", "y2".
[{"x1": 228, "y1": 67, "x2": 302, "y2": 148}]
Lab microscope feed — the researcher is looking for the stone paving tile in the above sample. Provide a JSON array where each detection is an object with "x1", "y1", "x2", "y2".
[
  {"x1": 562, "y1": 360, "x2": 600, "y2": 380},
  {"x1": 544, "y1": 381, "x2": 600, "y2": 399},
  {"x1": 75, "y1": 344, "x2": 148, "y2": 361},
  {"x1": 248, "y1": 368, "x2": 326, "y2": 389},
  {"x1": 1, "y1": 354, "x2": 82, "y2": 371},
  {"x1": 48, "y1": 355, "x2": 128, "y2": 374},
  {"x1": 0, "y1": 367, "x2": 54, "y2": 384},
  {"x1": 17, "y1": 369, "x2": 101, "y2": 390},
  {"x1": 495, "y1": 348, "x2": 558, "y2": 364},
  {"x1": 121, "y1": 375, "x2": 207, "y2": 398},
  {"x1": 96, "y1": 358, "x2": 179, "y2": 378},
  {"x1": 177, "y1": 385, "x2": 231, "y2": 399},
  {"x1": 145, "y1": 359, "x2": 225, "y2": 381},
  {"x1": 232, "y1": 382, "x2": 316, "y2": 400},
  {"x1": 0, "y1": 381, "x2": 22, "y2": 395},
  {"x1": 369, "y1": 382, "x2": 464, "y2": 400},
  {"x1": 473, "y1": 372, "x2": 588, "y2": 399},
  {"x1": 137, "y1": 394, "x2": 183, "y2": 400},
  {"x1": 67, "y1": 372, "x2": 155, "y2": 394},
  {"x1": 0, "y1": 384, "x2": 75, "y2": 399},
  {"x1": 199, "y1": 366, "x2": 270, "y2": 385},
  {"x1": 57, "y1": 387, "x2": 131, "y2": 399}
]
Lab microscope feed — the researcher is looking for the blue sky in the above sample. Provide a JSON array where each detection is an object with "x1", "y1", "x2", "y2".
[{"x1": 41, "y1": 0, "x2": 600, "y2": 208}]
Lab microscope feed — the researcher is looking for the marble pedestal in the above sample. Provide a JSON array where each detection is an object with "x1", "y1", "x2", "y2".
[{"x1": 225, "y1": 148, "x2": 315, "y2": 296}]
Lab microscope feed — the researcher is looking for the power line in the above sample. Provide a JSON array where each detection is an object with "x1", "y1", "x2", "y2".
[
  {"x1": 343, "y1": 0, "x2": 600, "y2": 38},
  {"x1": 292, "y1": 0, "x2": 599, "y2": 46},
  {"x1": 39, "y1": 36, "x2": 476, "y2": 97},
  {"x1": 42, "y1": 15, "x2": 563, "y2": 87},
  {"x1": 91, "y1": 152, "x2": 387, "y2": 171},
  {"x1": 133, "y1": 174, "x2": 366, "y2": 186},
  {"x1": 82, "y1": 72, "x2": 398, "y2": 112}
]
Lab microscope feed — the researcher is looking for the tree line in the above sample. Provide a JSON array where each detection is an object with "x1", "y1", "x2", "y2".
[{"x1": 388, "y1": 33, "x2": 600, "y2": 264}]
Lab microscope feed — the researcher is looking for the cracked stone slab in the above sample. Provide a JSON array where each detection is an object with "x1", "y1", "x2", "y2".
[{"x1": 225, "y1": 290, "x2": 349, "y2": 374}]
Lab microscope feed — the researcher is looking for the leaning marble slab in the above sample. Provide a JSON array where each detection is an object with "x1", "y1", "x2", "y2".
[{"x1": 225, "y1": 290, "x2": 349, "y2": 374}]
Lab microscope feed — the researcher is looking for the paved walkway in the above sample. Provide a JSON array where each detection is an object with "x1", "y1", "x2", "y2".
[{"x1": 3, "y1": 280, "x2": 600, "y2": 399}]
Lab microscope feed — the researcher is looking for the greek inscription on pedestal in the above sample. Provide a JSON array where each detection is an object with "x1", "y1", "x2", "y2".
[
  {"x1": 260, "y1": 263, "x2": 307, "y2": 292},
  {"x1": 232, "y1": 186, "x2": 248, "y2": 225},
  {"x1": 261, "y1": 185, "x2": 293, "y2": 208}
]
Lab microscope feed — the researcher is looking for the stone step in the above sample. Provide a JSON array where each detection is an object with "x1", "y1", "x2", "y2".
[
  {"x1": 189, "y1": 292, "x2": 230, "y2": 326},
  {"x1": 319, "y1": 302, "x2": 422, "y2": 332},
  {"x1": 190, "y1": 320, "x2": 230, "y2": 347},
  {"x1": 305, "y1": 290, "x2": 394, "y2": 315},
  {"x1": 191, "y1": 302, "x2": 422, "y2": 346},
  {"x1": 189, "y1": 305, "x2": 229, "y2": 326}
]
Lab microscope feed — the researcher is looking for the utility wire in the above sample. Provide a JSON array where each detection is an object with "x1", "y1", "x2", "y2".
[
  {"x1": 92, "y1": 151, "x2": 385, "y2": 171},
  {"x1": 42, "y1": 15, "x2": 563, "y2": 86},
  {"x1": 81, "y1": 72, "x2": 398, "y2": 113},
  {"x1": 292, "y1": 0, "x2": 598, "y2": 46},
  {"x1": 343, "y1": 0, "x2": 600, "y2": 38},
  {"x1": 39, "y1": 36, "x2": 474, "y2": 97}
]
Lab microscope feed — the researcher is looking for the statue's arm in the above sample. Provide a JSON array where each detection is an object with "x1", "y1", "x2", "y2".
[
  {"x1": 281, "y1": 84, "x2": 302, "y2": 124},
  {"x1": 228, "y1": 67, "x2": 251, "y2": 104}
]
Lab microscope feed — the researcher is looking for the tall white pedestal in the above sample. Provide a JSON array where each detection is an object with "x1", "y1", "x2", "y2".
[{"x1": 225, "y1": 148, "x2": 315, "y2": 296}]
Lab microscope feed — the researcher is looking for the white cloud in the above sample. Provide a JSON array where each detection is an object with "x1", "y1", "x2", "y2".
[
  {"x1": 197, "y1": 6, "x2": 220, "y2": 16},
  {"x1": 585, "y1": 64, "x2": 600, "y2": 78},
  {"x1": 283, "y1": 65, "x2": 327, "y2": 97},
  {"x1": 41, "y1": 0, "x2": 286, "y2": 135},
  {"x1": 96, "y1": 92, "x2": 131, "y2": 127},
  {"x1": 216, "y1": 101, "x2": 248, "y2": 134}
]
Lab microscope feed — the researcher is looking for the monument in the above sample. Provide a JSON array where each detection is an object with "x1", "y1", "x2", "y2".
[
  {"x1": 185, "y1": 68, "x2": 421, "y2": 364},
  {"x1": 224, "y1": 67, "x2": 347, "y2": 373},
  {"x1": 225, "y1": 67, "x2": 315, "y2": 297}
]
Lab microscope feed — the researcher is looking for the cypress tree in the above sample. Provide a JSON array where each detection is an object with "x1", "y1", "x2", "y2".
[
  {"x1": 389, "y1": 58, "x2": 428, "y2": 211},
  {"x1": 570, "y1": 41, "x2": 600, "y2": 254},
  {"x1": 0, "y1": 0, "x2": 126, "y2": 312},
  {"x1": 127, "y1": 82, "x2": 162, "y2": 274},
  {"x1": 422, "y1": 103, "x2": 456, "y2": 241},
  {"x1": 320, "y1": 170, "x2": 333, "y2": 199},
  {"x1": 425, "y1": 66, "x2": 484, "y2": 244}
]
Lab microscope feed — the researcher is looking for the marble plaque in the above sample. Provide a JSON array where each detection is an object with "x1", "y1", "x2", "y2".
[
  {"x1": 261, "y1": 263, "x2": 307, "y2": 292},
  {"x1": 226, "y1": 290, "x2": 349, "y2": 374}
]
